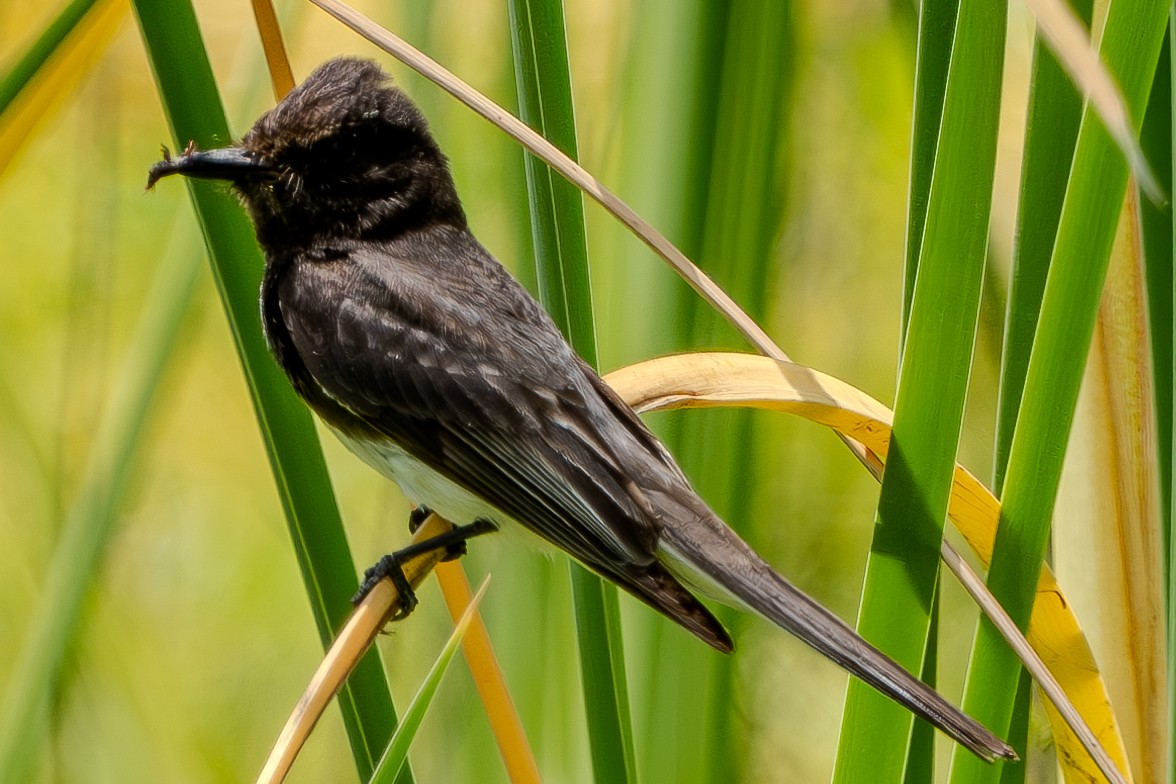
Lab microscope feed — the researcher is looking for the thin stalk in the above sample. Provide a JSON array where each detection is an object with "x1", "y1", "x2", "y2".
[{"x1": 507, "y1": 1, "x2": 635, "y2": 782}]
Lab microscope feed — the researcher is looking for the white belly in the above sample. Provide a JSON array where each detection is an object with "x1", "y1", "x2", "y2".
[
  {"x1": 327, "y1": 425, "x2": 578, "y2": 562},
  {"x1": 328, "y1": 425, "x2": 507, "y2": 527}
]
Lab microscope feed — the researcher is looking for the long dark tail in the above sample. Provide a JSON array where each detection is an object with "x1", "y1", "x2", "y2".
[{"x1": 655, "y1": 504, "x2": 1015, "y2": 763}]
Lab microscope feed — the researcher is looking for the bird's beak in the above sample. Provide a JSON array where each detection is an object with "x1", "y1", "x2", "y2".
[{"x1": 147, "y1": 144, "x2": 272, "y2": 190}]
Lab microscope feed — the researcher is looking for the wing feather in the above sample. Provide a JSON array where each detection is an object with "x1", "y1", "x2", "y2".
[
  {"x1": 273, "y1": 232, "x2": 731, "y2": 650},
  {"x1": 280, "y1": 236, "x2": 654, "y2": 567}
]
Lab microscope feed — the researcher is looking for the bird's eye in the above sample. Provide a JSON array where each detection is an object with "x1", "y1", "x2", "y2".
[{"x1": 316, "y1": 131, "x2": 363, "y2": 163}]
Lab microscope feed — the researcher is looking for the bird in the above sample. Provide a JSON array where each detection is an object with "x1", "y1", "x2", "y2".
[{"x1": 147, "y1": 56, "x2": 1014, "y2": 762}]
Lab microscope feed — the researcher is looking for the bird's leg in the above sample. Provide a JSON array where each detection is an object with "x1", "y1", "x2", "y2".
[{"x1": 353, "y1": 518, "x2": 497, "y2": 619}]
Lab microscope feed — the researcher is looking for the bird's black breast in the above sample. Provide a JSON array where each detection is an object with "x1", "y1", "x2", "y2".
[{"x1": 260, "y1": 246, "x2": 374, "y2": 436}]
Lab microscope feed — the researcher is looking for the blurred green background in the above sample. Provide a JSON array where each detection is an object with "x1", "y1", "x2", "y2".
[{"x1": 0, "y1": 1, "x2": 1094, "y2": 782}]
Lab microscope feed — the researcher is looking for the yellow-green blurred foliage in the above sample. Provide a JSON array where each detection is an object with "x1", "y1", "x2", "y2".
[{"x1": 0, "y1": 1, "x2": 1032, "y2": 782}]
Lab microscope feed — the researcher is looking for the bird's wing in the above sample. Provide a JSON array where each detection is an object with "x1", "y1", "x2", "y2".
[{"x1": 274, "y1": 238, "x2": 732, "y2": 650}]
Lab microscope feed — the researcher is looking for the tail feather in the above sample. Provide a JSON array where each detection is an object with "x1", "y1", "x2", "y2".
[
  {"x1": 602, "y1": 560, "x2": 734, "y2": 653},
  {"x1": 655, "y1": 501, "x2": 1015, "y2": 763}
]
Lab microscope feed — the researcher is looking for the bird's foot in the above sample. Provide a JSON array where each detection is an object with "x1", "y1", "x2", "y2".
[
  {"x1": 406, "y1": 506, "x2": 480, "y2": 562},
  {"x1": 407, "y1": 505, "x2": 432, "y2": 533},
  {"x1": 353, "y1": 519, "x2": 497, "y2": 619},
  {"x1": 355, "y1": 551, "x2": 418, "y2": 619}
]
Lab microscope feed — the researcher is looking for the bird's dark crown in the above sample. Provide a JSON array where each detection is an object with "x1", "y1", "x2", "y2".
[{"x1": 236, "y1": 57, "x2": 466, "y2": 248}]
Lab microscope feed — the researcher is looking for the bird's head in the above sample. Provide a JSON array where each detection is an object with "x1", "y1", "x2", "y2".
[{"x1": 148, "y1": 57, "x2": 465, "y2": 248}]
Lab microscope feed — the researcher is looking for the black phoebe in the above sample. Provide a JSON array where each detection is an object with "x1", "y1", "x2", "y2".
[{"x1": 148, "y1": 57, "x2": 1013, "y2": 762}]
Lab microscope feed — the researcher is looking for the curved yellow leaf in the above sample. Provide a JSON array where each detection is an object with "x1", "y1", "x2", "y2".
[{"x1": 604, "y1": 351, "x2": 1131, "y2": 782}]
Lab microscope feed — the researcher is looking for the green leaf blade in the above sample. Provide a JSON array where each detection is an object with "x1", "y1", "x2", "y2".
[
  {"x1": 369, "y1": 580, "x2": 490, "y2": 784},
  {"x1": 834, "y1": 0, "x2": 1008, "y2": 779},
  {"x1": 949, "y1": 2, "x2": 1170, "y2": 782},
  {"x1": 132, "y1": 2, "x2": 406, "y2": 779},
  {"x1": 507, "y1": 2, "x2": 634, "y2": 783}
]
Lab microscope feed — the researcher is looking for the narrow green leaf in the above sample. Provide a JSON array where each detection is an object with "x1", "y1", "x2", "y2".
[
  {"x1": 369, "y1": 580, "x2": 490, "y2": 784},
  {"x1": 901, "y1": 0, "x2": 959, "y2": 332},
  {"x1": 1140, "y1": 29, "x2": 1172, "y2": 577},
  {"x1": 507, "y1": 2, "x2": 634, "y2": 783},
  {"x1": 903, "y1": 605, "x2": 939, "y2": 784},
  {"x1": 131, "y1": 2, "x2": 406, "y2": 780},
  {"x1": 1168, "y1": 14, "x2": 1176, "y2": 778},
  {"x1": 1135, "y1": 19, "x2": 1171, "y2": 784},
  {"x1": 992, "y1": 6, "x2": 1092, "y2": 776},
  {"x1": 508, "y1": 0, "x2": 596, "y2": 357},
  {"x1": 949, "y1": 2, "x2": 1170, "y2": 782},
  {"x1": 995, "y1": 1, "x2": 1091, "y2": 495},
  {"x1": 834, "y1": 1, "x2": 1007, "y2": 780},
  {"x1": 995, "y1": 673, "x2": 1032, "y2": 784},
  {"x1": 0, "y1": 0, "x2": 101, "y2": 116},
  {"x1": 896, "y1": 3, "x2": 959, "y2": 777}
]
